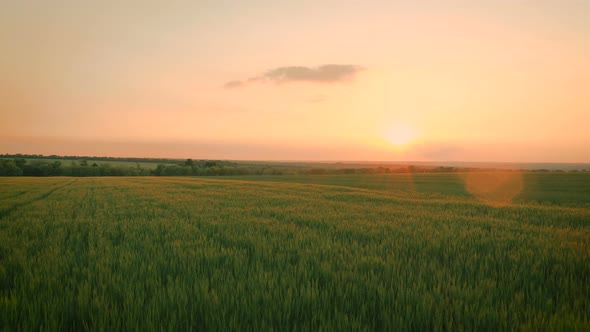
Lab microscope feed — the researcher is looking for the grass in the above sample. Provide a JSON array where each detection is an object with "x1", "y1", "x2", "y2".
[{"x1": 0, "y1": 174, "x2": 589, "y2": 330}]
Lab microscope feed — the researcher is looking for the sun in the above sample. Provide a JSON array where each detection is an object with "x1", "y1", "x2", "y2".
[{"x1": 384, "y1": 123, "x2": 418, "y2": 146}]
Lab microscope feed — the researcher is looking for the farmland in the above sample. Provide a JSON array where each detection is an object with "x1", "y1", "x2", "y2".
[
  {"x1": 229, "y1": 172, "x2": 590, "y2": 206},
  {"x1": 0, "y1": 174, "x2": 589, "y2": 330}
]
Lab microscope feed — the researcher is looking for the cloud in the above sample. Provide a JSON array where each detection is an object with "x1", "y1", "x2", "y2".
[
  {"x1": 263, "y1": 65, "x2": 364, "y2": 83},
  {"x1": 224, "y1": 64, "x2": 364, "y2": 89},
  {"x1": 223, "y1": 80, "x2": 245, "y2": 89}
]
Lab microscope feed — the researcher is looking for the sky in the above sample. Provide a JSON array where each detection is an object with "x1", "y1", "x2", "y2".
[{"x1": 1, "y1": 0, "x2": 589, "y2": 162}]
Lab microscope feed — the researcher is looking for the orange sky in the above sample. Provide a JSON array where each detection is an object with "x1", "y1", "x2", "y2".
[{"x1": 1, "y1": 1, "x2": 589, "y2": 162}]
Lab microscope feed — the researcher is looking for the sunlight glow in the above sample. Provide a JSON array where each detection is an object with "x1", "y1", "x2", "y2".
[{"x1": 384, "y1": 123, "x2": 418, "y2": 146}]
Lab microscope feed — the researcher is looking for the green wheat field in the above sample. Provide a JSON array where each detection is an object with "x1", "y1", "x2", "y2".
[{"x1": 1, "y1": 173, "x2": 589, "y2": 330}]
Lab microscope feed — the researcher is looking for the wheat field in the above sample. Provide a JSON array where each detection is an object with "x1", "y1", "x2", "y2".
[{"x1": 1, "y1": 174, "x2": 588, "y2": 330}]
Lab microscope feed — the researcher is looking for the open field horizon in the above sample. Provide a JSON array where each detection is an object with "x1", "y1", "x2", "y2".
[
  {"x1": 2, "y1": 1, "x2": 589, "y2": 330},
  {"x1": 2, "y1": 154, "x2": 590, "y2": 172}
]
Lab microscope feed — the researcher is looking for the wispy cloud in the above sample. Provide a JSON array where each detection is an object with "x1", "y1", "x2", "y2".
[
  {"x1": 223, "y1": 80, "x2": 245, "y2": 89},
  {"x1": 224, "y1": 64, "x2": 364, "y2": 89}
]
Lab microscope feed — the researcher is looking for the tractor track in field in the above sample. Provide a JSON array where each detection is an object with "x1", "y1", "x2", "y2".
[
  {"x1": 0, "y1": 179, "x2": 78, "y2": 219},
  {"x1": 0, "y1": 189, "x2": 31, "y2": 201}
]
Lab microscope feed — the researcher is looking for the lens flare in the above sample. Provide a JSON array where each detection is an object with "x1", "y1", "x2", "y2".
[{"x1": 461, "y1": 171, "x2": 524, "y2": 206}]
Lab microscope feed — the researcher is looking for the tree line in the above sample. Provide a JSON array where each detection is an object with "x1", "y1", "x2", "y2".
[
  {"x1": 2, "y1": 155, "x2": 576, "y2": 177},
  {"x1": 0, "y1": 159, "x2": 147, "y2": 176},
  {"x1": 0, "y1": 158, "x2": 247, "y2": 177},
  {"x1": 0, "y1": 157, "x2": 461, "y2": 177},
  {"x1": 1, "y1": 154, "x2": 183, "y2": 165}
]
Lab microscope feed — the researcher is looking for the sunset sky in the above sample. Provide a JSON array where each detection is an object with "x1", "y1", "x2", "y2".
[{"x1": 1, "y1": 0, "x2": 589, "y2": 162}]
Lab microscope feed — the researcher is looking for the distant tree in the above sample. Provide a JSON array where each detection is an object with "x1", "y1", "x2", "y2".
[
  {"x1": 308, "y1": 168, "x2": 326, "y2": 175},
  {"x1": 14, "y1": 158, "x2": 27, "y2": 169},
  {"x1": 49, "y1": 161, "x2": 62, "y2": 175},
  {"x1": 80, "y1": 160, "x2": 88, "y2": 167},
  {"x1": 154, "y1": 164, "x2": 166, "y2": 176},
  {"x1": 184, "y1": 158, "x2": 194, "y2": 167},
  {"x1": 0, "y1": 160, "x2": 23, "y2": 176}
]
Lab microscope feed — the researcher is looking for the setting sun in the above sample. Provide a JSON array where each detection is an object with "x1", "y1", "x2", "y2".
[{"x1": 384, "y1": 123, "x2": 418, "y2": 146}]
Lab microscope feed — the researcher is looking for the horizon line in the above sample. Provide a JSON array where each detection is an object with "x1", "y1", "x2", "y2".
[{"x1": 2, "y1": 153, "x2": 589, "y2": 167}]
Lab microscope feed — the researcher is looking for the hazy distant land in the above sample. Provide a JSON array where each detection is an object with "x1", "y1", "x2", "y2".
[{"x1": 1, "y1": 154, "x2": 588, "y2": 178}]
